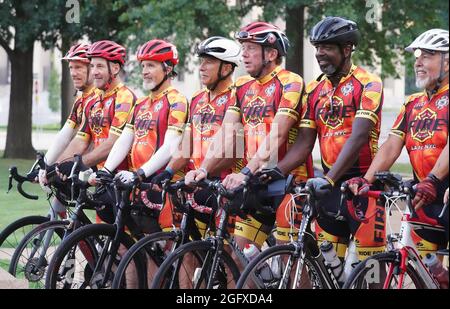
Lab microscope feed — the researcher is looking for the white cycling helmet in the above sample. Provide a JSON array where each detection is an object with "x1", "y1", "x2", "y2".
[
  {"x1": 405, "y1": 29, "x2": 449, "y2": 53},
  {"x1": 196, "y1": 36, "x2": 242, "y2": 66}
]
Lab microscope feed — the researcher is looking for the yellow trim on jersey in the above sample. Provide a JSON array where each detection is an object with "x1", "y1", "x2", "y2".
[
  {"x1": 227, "y1": 106, "x2": 241, "y2": 115},
  {"x1": 355, "y1": 110, "x2": 379, "y2": 124},
  {"x1": 299, "y1": 119, "x2": 316, "y2": 129},
  {"x1": 76, "y1": 131, "x2": 90, "y2": 141},
  {"x1": 234, "y1": 216, "x2": 269, "y2": 247},
  {"x1": 277, "y1": 108, "x2": 299, "y2": 121},
  {"x1": 258, "y1": 66, "x2": 282, "y2": 84},
  {"x1": 389, "y1": 130, "x2": 406, "y2": 140},
  {"x1": 110, "y1": 126, "x2": 123, "y2": 136},
  {"x1": 124, "y1": 124, "x2": 135, "y2": 133},
  {"x1": 66, "y1": 119, "x2": 77, "y2": 129},
  {"x1": 167, "y1": 125, "x2": 184, "y2": 135},
  {"x1": 275, "y1": 227, "x2": 299, "y2": 242}
]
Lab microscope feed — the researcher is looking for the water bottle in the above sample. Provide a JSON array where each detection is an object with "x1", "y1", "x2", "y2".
[
  {"x1": 320, "y1": 241, "x2": 345, "y2": 284},
  {"x1": 423, "y1": 253, "x2": 449, "y2": 289},
  {"x1": 243, "y1": 244, "x2": 274, "y2": 281},
  {"x1": 343, "y1": 240, "x2": 359, "y2": 280}
]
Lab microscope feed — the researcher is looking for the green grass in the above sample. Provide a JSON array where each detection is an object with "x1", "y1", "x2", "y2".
[
  {"x1": 0, "y1": 123, "x2": 62, "y2": 132},
  {"x1": 0, "y1": 157, "x2": 49, "y2": 231}
]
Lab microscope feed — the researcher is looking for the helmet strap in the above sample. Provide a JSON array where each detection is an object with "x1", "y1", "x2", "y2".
[
  {"x1": 151, "y1": 62, "x2": 169, "y2": 92},
  {"x1": 208, "y1": 61, "x2": 233, "y2": 92},
  {"x1": 431, "y1": 53, "x2": 449, "y2": 95},
  {"x1": 253, "y1": 46, "x2": 269, "y2": 79},
  {"x1": 101, "y1": 61, "x2": 117, "y2": 92}
]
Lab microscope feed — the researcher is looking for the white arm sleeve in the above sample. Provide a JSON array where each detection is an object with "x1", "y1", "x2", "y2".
[
  {"x1": 44, "y1": 123, "x2": 78, "y2": 165},
  {"x1": 140, "y1": 130, "x2": 183, "y2": 177},
  {"x1": 103, "y1": 127, "x2": 134, "y2": 172}
]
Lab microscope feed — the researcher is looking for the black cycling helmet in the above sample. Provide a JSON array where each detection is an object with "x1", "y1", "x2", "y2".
[{"x1": 310, "y1": 16, "x2": 360, "y2": 47}]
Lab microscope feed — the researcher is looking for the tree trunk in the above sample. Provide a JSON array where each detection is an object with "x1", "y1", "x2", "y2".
[
  {"x1": 60, "y1": 38, "x2": 75, "y2": 128},
  {"x1": 285, "y1": 5, "x2": 305, "y2": 76},
  {"x1": 3, "y1": 48, "x2": 36, "y2": 159}
]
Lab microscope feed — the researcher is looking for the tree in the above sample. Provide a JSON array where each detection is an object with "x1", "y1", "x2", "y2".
[
  {"x1": 48, "y1": 56, "x2": 61, "y2": 113},
  {"x1": 0, "y1": 1, "x2": 67, "y2": 158}
]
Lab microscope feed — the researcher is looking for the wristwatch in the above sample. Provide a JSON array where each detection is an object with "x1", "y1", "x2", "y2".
[
  {"x1": 240, "y1": 166, "x2": 253, "y2": 177},
  {"x1": 136, "y1": 168, "x2": 146, "y2": 181}
]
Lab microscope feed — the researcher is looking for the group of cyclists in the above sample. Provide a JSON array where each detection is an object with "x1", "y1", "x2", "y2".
[{"x1": 25, "y1": 15, "x2": 449, "y2": 288}]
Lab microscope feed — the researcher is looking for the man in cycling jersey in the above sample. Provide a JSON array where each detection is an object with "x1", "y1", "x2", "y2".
[
  {"x1": 186, "y1": 22, "x2": 313, "y2": 254},
  {"x1": 348, "y1": 29, "x2": 449, "y2": 256},
  {"x1": 151, "y1": 36, "x2": 242, "y2": 235},
  {"x1": 56, "y1": 40, "x2": 136, "y2": 177},
  {"x1": 89, "y1": 39, "x2": 188, "y2": 228},
  {"x1": 274, "y1": 17, "x2": 385, "y2": 264},
  {"x1": 37, "y1": 42, "x2": 95, "y2": 217}
]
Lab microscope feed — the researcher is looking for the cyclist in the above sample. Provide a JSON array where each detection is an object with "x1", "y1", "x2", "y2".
[
  {"x1": 152, "y1": 36, "x2": 242, "y2": 236},
  {"x1": 186, "y1": 22, "x2": 313, "y2": 254},
  {"x1": 89, "y1": 39, "x2": 188, "y2": 229},
  {"x1": 37, "y1": 42, "x2": 95, "y2": 217},
  {"x1": 275, "y1": 17, "x2": 385, "y2": 263},
  {"x1": 348, "y1": 29, "x2": 449, "y2": 256},
  {"x1": 56, "y1": 40, "x2": 136, "y2": 174}
]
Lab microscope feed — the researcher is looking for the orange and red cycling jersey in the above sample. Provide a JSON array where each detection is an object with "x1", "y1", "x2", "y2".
[
  {"x1": 66, "y1": 85, "x2": 96, "y2": 128},
  {"x1": 187, "y1": 84, "x2": 237, "y2": 178},
  {"x1": 390, "y1": 84, "x2": 449, "y2": 181},
  {"x1": 300, "y1": 64, "x2": 383, "y2": 180},
  {"x1": 77, "y1": 83, "x2": 136, "y2": 169},
  {"x1": 126, "y1": 86, "x2": 188, "y2": 172},
  {"x1": 230, "y1": 66, "x2": 313, "y2": 181}
]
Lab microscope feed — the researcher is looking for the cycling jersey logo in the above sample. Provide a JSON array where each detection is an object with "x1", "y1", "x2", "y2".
[
  {"x1": 410, "y1": 108, "x2": 437, "y2": 142},
  {"x1": 135, "y1": 111, "x2": 154, "y2": 139},
  {"x1": 193, "y1": 104, "x2": 216, "y2": 134},
  {"x1": 435, "y1": 95, "x2": 448, "y2": 110},
  {"x1": 265, "y1": 83, "x2": 276, "y2": 96},
  {"x1": 243, "y1": 96, "x2": 269, "y2": 128},
  {"x1": 90, "y1": 106, "x2": 107, "y2": 136},
  {"x1": 319, "y1": 96, "x2": 345, "y2": 129},
  {"x1": 154, "y1": 100, "x2": 163, "y2": 112},
  {"x1": 104, "y1": 97, "x2": 113, "y2": 108},
  {"x1": 217, "y1": 95, "x2": 228, "y2": 107},
  {"x1": 341, "y1": 82, "x2": 354, "y2": 96}
]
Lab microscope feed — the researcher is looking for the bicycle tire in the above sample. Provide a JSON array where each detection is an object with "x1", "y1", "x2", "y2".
[
  {"x1": 151, "y1": 240, "x2": 240, "y2": 289},
  {"x1": 0, "y1": 215, "x2": 49, "y2": 269},
  {"x1": 343, "y1": 251, "x2": 427, "y2": 289},
  {"x1": 45, "y1": 224, "x2": 146, "y2": 289},
  {"x1": 112, "y1": 230, "x2": 181, "y2": 289},
  {"x1": 235, "y1": 243, "x2": 330, "y2": 289},
  {"x1": 8, "y1": 220, "x2": 68, "y2": 288}
]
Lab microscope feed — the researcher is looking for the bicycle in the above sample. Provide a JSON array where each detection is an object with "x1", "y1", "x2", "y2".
[
  {"x1": 8, "y1": 155, "x2": 106, "y2": 288},
  {"x1": 343, "y1": 172, "x2": 448, "y2": 289},
  {"x1": 150, "y1": 176, "x2": 289, "y2": 289},
  {"x1": 235, "y1": 179, "x2": 351, "y2": 289},
  {"x1": 111, "y1": 179, "x2": 210, "y2": 289},
  {"x1": 0, "y1": 153, "x2": 69, "y2": 272},
  {"x1": 44, "y1": 174, "x2": 151, "y2": 289}
]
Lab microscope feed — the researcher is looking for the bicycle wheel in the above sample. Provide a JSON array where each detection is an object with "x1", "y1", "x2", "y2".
[
  {"x1": 45, "y1": 224, "x2": 146, "y2": 289},
  {"x1": 8, "y1": 220, "x2": 68, "y2": 289},
  {"x1": 112, "y1": 231, "x2": 182, "y2": 289},
  {"x1": 343, "y1": 251, "x2": 427, "y2": 289},
  {"x1": 151, "y1": 240, "x2": 240, "y2": 289},
  {"x1": 0, "y1": 216, "x2": 49, "y2": 270},
  {"x1": 236, "y1": 244, "x2": 329, "y2": 289}
]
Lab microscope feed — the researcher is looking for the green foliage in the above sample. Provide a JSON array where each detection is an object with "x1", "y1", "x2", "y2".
[
  {"x1": 248, "y1": 0, "x2": 448, "y2": 79},
  {"x1": 48, "y1": 57, "x2": 61, "y2": 112}
]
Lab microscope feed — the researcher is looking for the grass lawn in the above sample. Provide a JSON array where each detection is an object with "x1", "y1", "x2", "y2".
[
  {"x1": 0, "y1": 157, "x2": 49, "y2": 231},
  {"x1": 313, "y1": 161, "x2": 413, "y2": 179}
]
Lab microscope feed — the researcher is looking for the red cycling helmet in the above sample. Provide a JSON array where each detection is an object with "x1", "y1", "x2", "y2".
[
  {"x1": 235, "y1": 21, "x2": 290, "y2": 56},
  {"x1": 136, "y1": 39, "x2": 179, "y2": 66},
  {"x1": 62, "y1": 43, "x2": 90, "y2": 63},
  {"x1": 87, "y1": 40, "x2": 126, "y2": 65}
]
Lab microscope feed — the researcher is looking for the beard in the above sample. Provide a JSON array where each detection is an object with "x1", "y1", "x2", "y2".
[
  {"x1": 320, "y1": 63, "x2": 338, "y2": 76},
  {"x1": 415, "y1": 71, "x2": 439, "y2": 89},
  {"x1": 143, "y1": 80, "x2": 157, "y2": 91}
]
